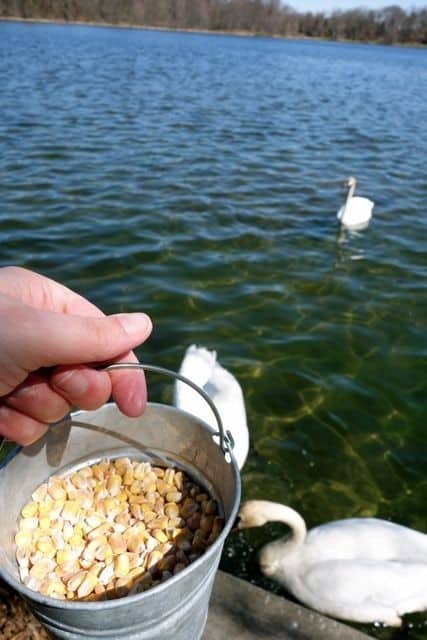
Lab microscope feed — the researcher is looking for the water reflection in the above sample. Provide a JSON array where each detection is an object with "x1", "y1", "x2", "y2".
[{"x1": 335, "y1": 225, "x2": 368, "y2": 262}]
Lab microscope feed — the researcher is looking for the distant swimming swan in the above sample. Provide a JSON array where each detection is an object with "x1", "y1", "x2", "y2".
[
  {"x1": 173, "y1": 345, "x2": 249, "y2": 469},
  {"x1": 337, "y1": 176, "x2": 374, "y2": 229},
  {"x1": 238, "y1": 500, "x2": 427, "y2": 627}
]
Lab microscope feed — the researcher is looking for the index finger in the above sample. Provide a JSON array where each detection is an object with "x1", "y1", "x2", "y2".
[{"x1": 108, "y1": 350, "x2": 147, "y2": 417}]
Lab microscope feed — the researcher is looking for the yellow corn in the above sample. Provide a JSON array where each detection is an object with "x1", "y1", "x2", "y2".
[
  {"x1": 174, "y1": 471, "x2": 184, "y2": 490},
  {"x1": 38, "y1": 502, "x2": 54, "y2": 519},
  {"x1": 126, "y1": 534, "x2": 144, "y2": 553},
  {"x1": 19, "y1": 517, "x2": 38, "y2": 531},
  {"x1": 149, "y1": 516, "x2": 168, "y2": 530},
  {"x1": 62, "y1": 522, "x2": 74, "y2": 541},
  {"x1": 88, "y1": 561, "x2": 105, "y2": 577},
  {"x1": 31, "y1": 483, "x2": 48, "y2": 503},
  {"x1": 70, "y1": 474, "x2": 88, "y2": 490},
  {"x1": 15, "y1": 457, "x2": 222, "y2": 601},
  {"x1": 133, "y1": 462, "x2": 150, "y2": 480},
  {"x1": 29, "y1": 559, "x2": 55, "y2": 580},
  {"x1": 87, "y1": 522, "x2": 111, "y2": 541},
  {"x1": 123, "y1": 468, "x2": 134, "y2": 486},
  {"x1": 21, "y1": 501, "x2": 39, "y2": 518},
  {"x1": 66, "y1": 570, "x2": 87, "y2": 592},
  {"x1": 47, "y1": 483, "x2": 67, "y2": 501},
  {"x1": 98, "y1": 563, "x2": 115, "y2": 586},
  {"x1": 152, "y1": 529, "x2": 168, "y2": 543},
  {"x1": 15, "y1": 530, "x2": 33, "y2": 547},
  {"x1": 36, "y1": 537, "x2": 56, "y2": 557},
  {"x1": 56, "y1": 547, "x2": 76, "y2": 566},
  {"x1": 164, "y1": 503, "x2": 180, "y2": 518},
  {"x1": 166, "y1": 491, "x2": 183, "y2": 503},
  {"x1": 41, "y1": 577, "x2": 67, "y2": 597},
  {"x1": 82, "y1": 536, "x2": 107, "y2": 562},
  {"x1": 114, "y1": 553, "x2": 130, "y2": 578},
  {"x1": 94, "y1": 543, "x2": 113, "y2": 563},
  {"x1": 77, "y1": 571, "x2": 98, "y2": 598},
  {"x1": 16, "y1": 546, "x2": 30, "y2": 568},
  {"x1": 142, "y1": 510, "x2": 157, "y2": 523},
  {"x1": 39, "y1": 515, "x2": 51, "y2": 530},
  {"x1": 107, "y1": 474, "x2": 122, "y2": 497},
  {"x1": 109, "y1": 532, "x2": 127, "y2": 555},
  {"x1": 114, "y1": 457, "x2": 131, "y2": 474},
  {"x1": 146, "y1": 550, "x2": 163, "y2": 571},
  {"x1": 61, "y1": 500, "x2": 80, "y2": 524}
]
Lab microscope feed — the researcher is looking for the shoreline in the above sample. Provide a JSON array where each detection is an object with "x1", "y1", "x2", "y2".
[
  {"x1": 0, "y1": 15, "x2": 257, "y2": 38},
  {"x1": 0, "y1": 15, "x2": 425, "y2": 48}
]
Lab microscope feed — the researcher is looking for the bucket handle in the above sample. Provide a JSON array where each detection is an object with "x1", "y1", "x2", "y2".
[
  {"x1": 104, "y1": 363, "x2": 234, "y2": 458},
  {"x1": 0, "y1": 362, "x2": 234, "y2": 470}
]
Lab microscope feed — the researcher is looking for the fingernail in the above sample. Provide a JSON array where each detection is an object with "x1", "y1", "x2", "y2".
[
  {"x1": 54, "y1": 370, "x2": 89, "y2": 397},
  {"x1": 117, "y1": 313, "x2": 152, "y2": 336}
]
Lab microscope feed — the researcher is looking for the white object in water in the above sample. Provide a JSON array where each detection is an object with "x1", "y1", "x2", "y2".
[
  {"x1": 238, "y1": 500, "x2": 427, "y2": 627},
  {"x1": 337, "y1": 176, "x2": 374, "y2": 229},
  {"x1": 173, "y1": 345, "x2": 249, "y2": 470}
]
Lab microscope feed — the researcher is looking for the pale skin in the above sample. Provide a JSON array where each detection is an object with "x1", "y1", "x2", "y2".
[{"x1": 0, "y1": 266, "x2": 153, "y2": 446}]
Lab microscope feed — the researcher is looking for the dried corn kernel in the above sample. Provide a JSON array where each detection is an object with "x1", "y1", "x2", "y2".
[
  {"x1": 61, "y1": 501, "x2": 80, "y2": 524},
  {"x1": 114, "y1": 553, "x2": 130, "y2": 578},
  {"x1": 77, "y1": 571, "x2": 98, "y2": 598},
  {"x1": 15, "y1": 458, "x2": 223, "y2": 601}
]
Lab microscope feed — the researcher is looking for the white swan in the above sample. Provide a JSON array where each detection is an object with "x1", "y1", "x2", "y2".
[
  {"x1": 173, "y1": 345, "x2": 249, "y2": 469},
  {"x1": 337, "y1": 176, "x2": 374, "y2": 229},
  {"x1": 238, "y1": 500, "x2": 427, "y2": 627}
]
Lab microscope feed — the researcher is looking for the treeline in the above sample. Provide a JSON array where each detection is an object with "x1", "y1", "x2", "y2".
[{"x1": 1, "y1": 0, "x2": 427, "y2": 44}]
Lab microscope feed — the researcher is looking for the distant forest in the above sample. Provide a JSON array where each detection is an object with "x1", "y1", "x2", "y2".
[{"x1": 1, "y1": 0, "x2": 426, "y2": 44}]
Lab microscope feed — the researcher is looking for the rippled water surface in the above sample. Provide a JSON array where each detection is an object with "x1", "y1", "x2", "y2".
[{"x1": 1, "y1": 21, "x2": 426, "y2": 638}]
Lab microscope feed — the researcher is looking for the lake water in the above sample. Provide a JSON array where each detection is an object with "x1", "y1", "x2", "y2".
[{"x1": 0, "y1": 21, "x2": 426, "y2": 638}]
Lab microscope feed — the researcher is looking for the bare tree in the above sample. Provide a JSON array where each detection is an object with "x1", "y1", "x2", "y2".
[{"x1": 0, "y1": 0, "x2": 425, "y2": 44}]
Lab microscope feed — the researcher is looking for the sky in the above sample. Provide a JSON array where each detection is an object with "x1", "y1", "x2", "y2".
[{"x1": 291, "y1": 0, "x2": 426, "y2": 11}]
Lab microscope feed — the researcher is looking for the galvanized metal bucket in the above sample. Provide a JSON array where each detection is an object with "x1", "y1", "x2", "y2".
[{"x1": 0, "y1": 364, "x2": 241, "y2": 639}]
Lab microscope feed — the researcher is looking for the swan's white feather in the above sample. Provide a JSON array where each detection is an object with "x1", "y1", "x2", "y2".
[
  {"x1": 239, "y1": 500, "x2": 427, "y2": 626},
  {"x1": 337, "y1": 195, "x2": 374, "y2": 229},
  {"x1": 337, "y1": 176, "x2": 374, "y2": 228},
  {"x1": 173, "y1": 345, "x2": 249, "y2": 469},
  {"x1": 294, "y1": 560, "x2": 427, "y2": 626}
]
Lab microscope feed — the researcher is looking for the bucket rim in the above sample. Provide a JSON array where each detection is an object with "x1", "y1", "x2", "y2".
[
  {"x1": 0, "y1": 401, "x2": 234, "y2": 471},
  {"x1": 0, "y1": 403, "x2": 241, "y2": 610},
  {"x1": 72, "y1": 400, "x2": 219, "y2": 437}
]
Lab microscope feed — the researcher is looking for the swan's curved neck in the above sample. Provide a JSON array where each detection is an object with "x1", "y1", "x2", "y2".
[
  {"x1": 344, "y1": 180, "x2": 356, "y2": 210},
  {"x1": 258, "y1": 501, "x2": 307, "y2": 547}
]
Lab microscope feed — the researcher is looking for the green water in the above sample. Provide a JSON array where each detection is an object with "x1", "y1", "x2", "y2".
[{"x1": 0, "y1": 21, "x2": 426, "y2": 638}]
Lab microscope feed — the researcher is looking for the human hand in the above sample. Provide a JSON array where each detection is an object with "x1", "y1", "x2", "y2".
[{"x1": 0, "y1": 266, "x2": 152, "y2": 445}]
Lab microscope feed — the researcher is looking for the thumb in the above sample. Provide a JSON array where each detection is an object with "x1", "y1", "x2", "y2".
[{"x1": 13, "y1": 306, "x2": 152, "y2": 371}]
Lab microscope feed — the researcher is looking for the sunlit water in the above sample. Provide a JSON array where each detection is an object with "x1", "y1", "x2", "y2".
[{"x1": 0, "y1": 21, "x2": 426, "y2": 639}]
